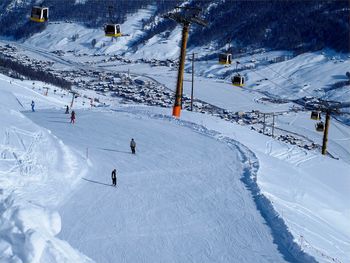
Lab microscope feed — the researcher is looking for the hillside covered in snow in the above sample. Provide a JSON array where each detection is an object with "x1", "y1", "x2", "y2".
[
  {"x1": 0, "y1": 1, "x2": 349, "y2": 263},
  {"x1": 0, "y1": 0, "x2": 349, "y2": 53}
]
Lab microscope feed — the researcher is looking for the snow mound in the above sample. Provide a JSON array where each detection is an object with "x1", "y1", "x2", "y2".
[
  {"x1": 0, "y1": 194, "x2": 92, "y2": 263},
  {"x1": 0, "y1": 82, "x2": 93, "y2": 262}
]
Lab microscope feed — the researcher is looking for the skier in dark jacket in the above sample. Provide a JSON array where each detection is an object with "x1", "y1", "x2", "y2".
[
  {"x1": 70, "y1": 110, "x2": 75, "y2": 124},
  {"x1": 65, "y1": 105, "x2": 69, "y2": 114},
  {"x1": 130, "y1": 138, "x2": 136, "y2": 154},
  {"x1": 31, "y1": 100, "x2": 35, "y2": 112},
  {"x1": 111, "y1": 169, "x2": 117, "y2": 186}
]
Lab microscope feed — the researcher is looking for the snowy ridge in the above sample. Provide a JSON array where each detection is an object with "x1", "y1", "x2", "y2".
[
  {"x1": 182, "y1": 111, "x2": 350, "y2": 263},
  {"x1": 0, "y1": 88, "x2": 93, "y2": 262},
  {"x1": 0, "y1": 194, "x2": 92, "y2": 263},
  {"x1": 232, "y1": 142, "x2": 317, "y2": 263}
]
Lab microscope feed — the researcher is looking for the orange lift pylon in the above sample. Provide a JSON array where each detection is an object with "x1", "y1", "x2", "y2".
[
  {"x1": 173, "y1": 23, "x2": 189, "y2": 117},
  {"x1": 164, "y1": 6, "x2": 207, "y2": 118}
]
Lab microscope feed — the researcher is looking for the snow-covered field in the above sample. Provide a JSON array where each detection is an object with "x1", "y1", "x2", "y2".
[{"x1": 0, "y1": 5, "x2": 349, "y2": 263}]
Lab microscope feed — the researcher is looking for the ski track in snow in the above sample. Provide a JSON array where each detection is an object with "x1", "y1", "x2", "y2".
[{"x1": 116, "y1": 107, "x2": 319, "y2": 263}]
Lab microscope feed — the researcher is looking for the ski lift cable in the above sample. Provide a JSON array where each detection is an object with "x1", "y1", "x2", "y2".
[
  {"x1": 332, "y1": 120, "x2": 350, "y2": 137},
  {"x1": 232, "y1": 60, "x2": 347, "y2": 117},
  {"x1": 246, "y1": 60, "x2": 315, "y2": 101},
  {"x1": 249, "y1": 66, "x2": 349, "y2": 116},
  {"x1": 264, "y1": 63, "x2": 297, "y2": 84},
  {"x1": 249, "y1": 54, "x2": 316, "y2": 99},
  {"x1": 246, "y1": 65, "x2": 342, "y2": 117},
  {"x1": 249, "y1": 66, "x2": 286, "y2": 91},
  {"x1": 261, "y1": 62, "x2": 321, "y2": 100},
  {"x1": 228, "y1": 66, "x2": 291, "y2": 103},
  {"x1": 250, "y1": 54, "x2": 296, "y2": 84}
]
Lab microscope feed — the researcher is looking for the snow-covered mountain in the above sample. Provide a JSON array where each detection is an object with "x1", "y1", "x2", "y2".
[
  {"x1": 0, "y1": 1, "x2": 349, "y2": 263},
  {"x1": 1, "y1": 0, "x2": 349, "y2": 52},
  {"x1": 16, "y1": 7, "x2": 350, "y2": 112}
]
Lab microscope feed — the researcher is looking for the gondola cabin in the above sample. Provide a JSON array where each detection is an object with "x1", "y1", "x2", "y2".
[
  {"x1": 315, "y1": 122, "x2": 324, "y2": 132},
  {"x1": 105, "y1": 24, "x2": 121, "y2": 37},
  {"x1": 231, "y1": 74, "x2": 245, "y2": 87},
  {"x1": 310, "y1": 111, "x2": 321, "y2": 120},
  {"x1": 30, "y1": 6, "x2": 49, "y2": 23},
  {"x1": 219, "y1": 53, "x2": 232, "y2": 65}
]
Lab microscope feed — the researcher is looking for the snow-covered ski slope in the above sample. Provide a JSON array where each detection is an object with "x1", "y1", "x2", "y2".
[
  {"x1": 12, "y1": 38, "x2": 350, "y2": 163},
  {"x1": 0, "y1": 75, "x2": 292, "y2": 262},
  {"x1": 30, "y1": 109, "x2": 291, "y2": 263},
  {"x1": 0, "y1": 71, "x2": 349, "y2": 262}
]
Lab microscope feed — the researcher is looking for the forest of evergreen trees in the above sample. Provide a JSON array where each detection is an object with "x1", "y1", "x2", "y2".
[
  {"x1": 0, "y1": 56, "x2": 72, "y2": 90},
  {"x1": 188, "y1": 0, "x2": 349, "y2": 53},
  {"x1": 134, "y1": 0, "x2": 349, "y2": 53}
]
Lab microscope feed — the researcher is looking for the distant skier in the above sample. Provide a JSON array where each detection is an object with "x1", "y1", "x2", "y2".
[
  {"x1": 70, "y1": 110, "x2": 75, "y2": 124},
  {"x1": 65, "y1": 105, "x2": 69, "y2": 114},
  {"x1": 31, "y1": 100, "x2": 35, "y2": 112},
  {"x1": 130, "y1": 138, "x2": 136, "y2": 154},
  {"x1": 111, "y1": 169, "x2": 117, "y2": 187}
]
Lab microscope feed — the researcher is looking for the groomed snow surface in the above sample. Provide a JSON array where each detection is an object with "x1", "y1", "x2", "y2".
[
  {"x1": 0, "y1": 72, "x2": 349, "y2": 263},
  {"x1": 0, "y1": 75, "x2": 289, "y2": 262}
]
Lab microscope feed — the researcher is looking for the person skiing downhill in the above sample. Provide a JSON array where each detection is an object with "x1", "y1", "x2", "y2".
[
  {"x1": 111, "y1": 169, "x2": 117, "y2": 186},
  {"x1": 70, "y1": 110, "x2": 75, "y2": 124},
  {"x1": 31, "y1": 100, "x2": 35, "y2": 112},
  {"x1": 130, "y1": 138, "x2": 136, "y2": 154},
  {"x1": 65, "y1": 105, "x2": 69, "y2": 114}
]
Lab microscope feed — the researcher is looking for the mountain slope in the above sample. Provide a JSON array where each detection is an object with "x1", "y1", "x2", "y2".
[{"x1": 0, "y1": 0, "x2": 349, "y2": 52}]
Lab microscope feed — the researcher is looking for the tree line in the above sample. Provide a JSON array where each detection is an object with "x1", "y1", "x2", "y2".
[{"x1": 0, "y1": 56, "x2": 72, "y2": 90}]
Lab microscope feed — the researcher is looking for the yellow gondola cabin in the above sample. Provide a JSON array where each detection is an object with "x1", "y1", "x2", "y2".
[
  {"x1": 30, "y1": 6, "x2": 49, "y2": 23},
  {"x1": 310, "y1": 111, "x2": 321, "y2": 120},
  {"x1": 104, "y1": 24, "x2": 122, "y2": 37},
  {"x1": 231, "y1": 74, "x2": 245, "y2": 87},
  {"x1": 219, "y1": 53, "x2": 232, "y2": 65},
  {"x1": 315, "y1": 122, "x2": 325, "y2": 132}
]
